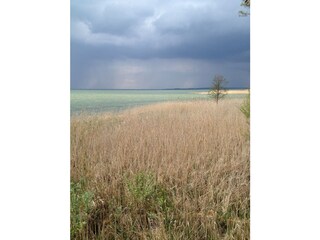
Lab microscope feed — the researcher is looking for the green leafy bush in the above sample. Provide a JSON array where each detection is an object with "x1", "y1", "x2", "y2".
[
  {"x1": 240, "y1": 93, "x2": 250, "y2": 122},
  {"x1": 71, "y1": 179, "x2": 94, "y2": 239},
  {"x1": 127, "y1": 172, "x2": 173, "y2": 229}
]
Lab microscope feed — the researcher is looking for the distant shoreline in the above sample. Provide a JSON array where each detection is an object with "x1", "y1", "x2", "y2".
[
  {"x1": 71, "y1": 88, "x2": 249, "y2": 91},
  {"x1": 195, "y1": 89, "x2": 250, "y2": 95}
]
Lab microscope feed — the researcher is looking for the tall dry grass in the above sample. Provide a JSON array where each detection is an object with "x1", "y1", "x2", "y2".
[{"x1": 71, "y1": 99, "x2": 250, "y2": 239}]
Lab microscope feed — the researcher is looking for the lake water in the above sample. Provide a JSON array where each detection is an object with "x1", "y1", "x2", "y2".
[{"x1": 71, "y1": 89, "x2": 245, "y2": 115}]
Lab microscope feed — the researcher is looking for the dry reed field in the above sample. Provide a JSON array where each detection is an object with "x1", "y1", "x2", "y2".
[{"x1": 71, "y1": 99, "x2": 250, "y2": 240}]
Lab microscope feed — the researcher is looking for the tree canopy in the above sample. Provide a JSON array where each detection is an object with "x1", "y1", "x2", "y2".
[{"x1": 239, "y1": 0, "x2": 250, "y2": 16}]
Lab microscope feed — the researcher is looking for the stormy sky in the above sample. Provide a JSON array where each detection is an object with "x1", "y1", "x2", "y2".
[{"x1": 71, "y1": 0, "x2": 250, "y2": 89}]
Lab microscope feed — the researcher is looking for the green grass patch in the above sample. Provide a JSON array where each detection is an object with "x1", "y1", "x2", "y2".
[{"x1": 71, "y1": 179, "x2": 94, "y2": 239}]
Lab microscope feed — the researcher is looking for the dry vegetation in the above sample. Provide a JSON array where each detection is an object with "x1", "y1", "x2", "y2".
[{"x1": 71, "y1": 99, "x2": 250, "y2": 240}]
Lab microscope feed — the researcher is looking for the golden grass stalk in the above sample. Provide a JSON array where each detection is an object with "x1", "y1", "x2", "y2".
[{"x1": 71, "y1": 99, "x2": 250, "y2": 239}]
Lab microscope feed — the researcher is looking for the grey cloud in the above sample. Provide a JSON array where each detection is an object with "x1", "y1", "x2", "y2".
[
  {"x1": 71, "y1": 58, "x2": 249, "y2": 89},
  {"x1": 71, "y1": 0, "x2": 250, "y2": 89}
]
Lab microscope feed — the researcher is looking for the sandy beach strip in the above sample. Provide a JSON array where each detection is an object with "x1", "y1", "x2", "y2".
[{"x1": 195, "y1": 89, "x2": 250, "y2": 95}]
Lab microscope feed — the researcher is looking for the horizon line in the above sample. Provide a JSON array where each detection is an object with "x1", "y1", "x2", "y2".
[{"x1": 71, "y1": 87, "x2": 249, "y2": 91}]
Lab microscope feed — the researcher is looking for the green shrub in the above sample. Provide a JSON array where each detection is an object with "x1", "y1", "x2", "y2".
[
  {"x1": 71, "y1": 179, "x2": 94, "y2": 239},
  {"x1": 126, "y1": 172, "x2": 173, "y2": 229},
  {"x1": 240, "y1": 93, "x2": 250, "y2": 122}
]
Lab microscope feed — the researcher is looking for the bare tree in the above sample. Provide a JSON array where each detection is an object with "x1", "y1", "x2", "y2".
[{"x1": 209, "y1": 75, "x2": 228, "y2": 104}]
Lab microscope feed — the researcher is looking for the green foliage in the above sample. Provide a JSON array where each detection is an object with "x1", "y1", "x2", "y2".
[
  {"x1": 241, "y1": 0, "x2": 250, "y2": 7},
  {"x1": 240, "y1": 93, "x2": 250, "y2": 140},
  {"x1": 239, "y1": 0, "x2": 250, "y2": 16},
  {"x1": 240, "y1": 93, "x2": 250, "y2": 122},
  {"x1": 71, "y1": 179, "x2": 94, "y2": 239},
  {"x1": 127, "y1": 172, "x2": 156, "y2": 202},
  {"x1": 127, "y1": 172, "x2": 173, "y2": 229}
]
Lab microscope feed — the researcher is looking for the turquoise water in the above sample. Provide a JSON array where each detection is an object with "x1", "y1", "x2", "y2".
[{"x1": 71, "y1": 89, "x2": 244, "y2": 115}]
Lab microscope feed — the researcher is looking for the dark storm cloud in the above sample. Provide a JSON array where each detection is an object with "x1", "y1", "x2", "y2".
[{"x1": 71, "y1": 0, "x2": 250, "y2": 89}]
